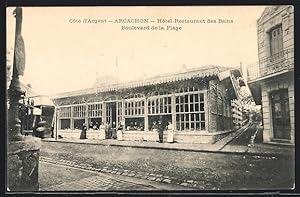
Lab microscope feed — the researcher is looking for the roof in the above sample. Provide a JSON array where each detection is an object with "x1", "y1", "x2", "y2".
[{"x1": 51, "y1": 65, "x2": 237, "y2": 99}]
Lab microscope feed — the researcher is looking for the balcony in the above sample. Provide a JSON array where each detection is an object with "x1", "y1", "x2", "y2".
[{"x1": 247, "y1": 48, "x2": 294, "y2": 82}]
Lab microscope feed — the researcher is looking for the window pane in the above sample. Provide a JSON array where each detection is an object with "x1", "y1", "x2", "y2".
[
  {"x1": 200, "y1": 103, "x2": 204, "y2": 111},
  {"x1": 185, "y1": 123, "x2": 189, "y2": 129},
  {"x1": 176, "y1": 114, "x2": 180, "y2": 121},
  {"x1": 201, "y1": 113, "x2": 205, "y2": 121},
  {"x1": 176, "y1": 123, "x2": 180, "y2": 130},
  {"x1": 191, "y1": 123, "x2": 195, "y2": 129},
  {"x1": 185, "y1": 114, "x2": 189, "y2": 121},
  {"x1": 180, "y1": 96, "x2": 184, "y2": 103},
  {"x1": 195, "y1": 94, "x2": 199, "y2": 102},
  {"x1": 190, "y1": 94, "x2": 194, "y2": 102},
  {"x1": 196, "y1": 114, "x2": 200, "y2": 121},
  {"x1": 180, "y1": 104, "x2": 184, "y2": 112},
  {"x1": 196, "y1": 122, "x2": 200, "y2": 130},
  {"x1": 200, "y1": 94, "x2": 204, "y2": 101},
  {"x1": 176, "y1": 97, "x2": 179, "y2": 104},
  {"x1": 195, "y1": 104, "x2": 199, "y2": 111},
  {"x1": 190, "y1": 104, "x2": 194, "y2": 112},
  {"x1": 201, "y1": 122, "x2": 205, "y2": 130},
  {"x1": 185, "y1": 95, "x2": 189, "y2": 102}
]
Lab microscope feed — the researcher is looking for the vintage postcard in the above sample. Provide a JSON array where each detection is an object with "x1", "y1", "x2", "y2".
[{"x1": 6, "y1": 6, "x2": 294, "y2": 193}]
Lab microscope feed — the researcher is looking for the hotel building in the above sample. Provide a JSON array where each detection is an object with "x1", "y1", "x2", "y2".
[{"x1": 52, "y1": 65, "x2": 242, "y2": 144}]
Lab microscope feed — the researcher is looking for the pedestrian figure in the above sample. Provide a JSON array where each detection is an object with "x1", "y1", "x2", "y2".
[
  {"x1": 117, "y1": 122, "x2": 123, "y2": 141},
  {"x1": 89, "y1": 122, "x2": 93, "y2": 129},
  {"x1": 157, "y1": 120, "x2": 164, "y2": 143},
  {"x1": 99, "y1": 122, "x2": 106, "y2": 140},
  {"x1": 105, "y1": 122, "x2": 110, "y2": 139},
  {"x1": 80, "y1": 123, "x2": 87, "y2": 139},
  {"x1": 166, "y1": 121, "x2": 174, "y2": 143},
  {"x1": 95, "y1": 122, "x2": 99, "y2": 130}
]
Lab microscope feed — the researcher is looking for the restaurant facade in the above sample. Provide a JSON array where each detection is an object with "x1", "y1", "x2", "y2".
[{"x1": 52, "y1": 65, "x2": 241, "y2": 144}]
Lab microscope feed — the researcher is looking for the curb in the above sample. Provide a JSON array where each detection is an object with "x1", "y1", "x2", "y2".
[{"x1": 42, "y1": 138, "x2": 293, "y2": 158}]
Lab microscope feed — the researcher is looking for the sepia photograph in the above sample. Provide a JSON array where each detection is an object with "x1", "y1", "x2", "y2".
[{"x1": 6, "y1": 5, "x2": 295, "y2": 193}]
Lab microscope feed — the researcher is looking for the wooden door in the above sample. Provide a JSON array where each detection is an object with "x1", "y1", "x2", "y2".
[{"x1": 270, "y1": 89, "x2": 291, "y2": 140}]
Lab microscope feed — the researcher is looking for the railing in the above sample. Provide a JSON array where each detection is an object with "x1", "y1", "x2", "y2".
[{"x1": 247, "y1": 48, "x2": 294, "y2": 81}]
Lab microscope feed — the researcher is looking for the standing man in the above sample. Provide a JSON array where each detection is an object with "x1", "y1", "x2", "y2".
[
  {"x1": 80, "y1": 123, "x2": 87, "y2": 139},
  {"x1": 157, "y1": 119, "x2": 164, "y2": 143}
]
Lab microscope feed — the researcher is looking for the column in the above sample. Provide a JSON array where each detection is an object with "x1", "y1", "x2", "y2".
[
  {"x1": 85, "y1": 103, "x2": 88, "y2": 126},
  {"x1": 116, "y1": 101, "x2": 118, "y2": 129},
  {"x1": 171, "y1": 93, "x2": 176, "y2": 131},
  {"x1": 204, "y1": 90, "x2": 209, "y2": 132},
  {"x1": 70, "y1": 106, "x2": 74, "y2": 130},
  {"x1": 122, "y1": 99, "x2": 125, "y2": 131},
  {"x1": 144, "y1": 97, "x2": 148, "y2": 131},
  {"x1": 56, "y1": 107, "x2": 60, "y2": 131},
  {"x1": 102, "y1": 102, "x2": 106, "y2": 124}
]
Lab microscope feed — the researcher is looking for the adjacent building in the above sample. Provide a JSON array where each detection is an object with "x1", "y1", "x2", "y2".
[
  {"x1": 52, "y1": 65, "x2": 241, "y2": 144},
  {"x1": 247, "y1": 6, "x2": 294, "y2": 145},
  {"x1": 231, "y1": 99, "x2": 243, "y2": 128}
]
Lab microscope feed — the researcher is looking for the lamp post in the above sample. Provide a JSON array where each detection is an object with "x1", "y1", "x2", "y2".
[
  {"x1": 7, "y1": 7, "x2": 41, "y2": 191},
  {"x1": 56, "y1": 108, "x2": 59, "y2": 140},
  {"x1": 8, "y1": 7, "x2": 26, "y2": 141}
]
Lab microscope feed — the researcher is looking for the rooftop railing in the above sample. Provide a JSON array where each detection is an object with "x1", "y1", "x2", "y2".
[{"x1": 247, "y1": 48, "x2": 294, "y2": 81}]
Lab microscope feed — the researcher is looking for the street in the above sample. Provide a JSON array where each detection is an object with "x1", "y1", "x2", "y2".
[
  {"x1": 39, "y1": 138, "x2": 294, "y2": 191},
  {"x1": 228, "y1": 122, "x2": 263, "y2": 146}
]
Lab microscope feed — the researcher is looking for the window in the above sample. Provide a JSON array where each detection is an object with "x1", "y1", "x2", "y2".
[
  {"x1": 88, "y1": 103, "x2": 102, "y2": 117},
  {"x1": 269, "y1": 25, "x2": 283, "y2": 57},
  {"x1": 73, "y1": 105, "x2": 86, "y2": 118},
  {"x1": 58, "y1": 106, "x2": 72, "y2": 130},
  {"x1": 60, "y1": 119, "x2": 70, "y2": 130},
  {"x1": 148, "y1": 96, "x2": 171, "y2": 115},
  {"x1": 117, "y1": 101, "x2": 123, "y2": 125},
  {"x1": 175, "y1": 86, "x2": 200, "y2": 93},
  {"x1": 59, "y1": 106, "x2": 72, "y2": 118},
  {"x1": 74, "y1": 119, "x2": 85, "y2": 129},
  {"x1": 125, "y1": 100, "x2": 144, "y2": 116},
  {"x1": 175, "y1": 93, "x2": 205, "y2": 131}
]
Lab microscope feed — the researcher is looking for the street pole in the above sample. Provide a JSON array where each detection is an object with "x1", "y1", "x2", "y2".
[
  {"x1": 8, "y1": 7, "x2": 25, "y2": 141},
  {"x1": 7, "y1": 7, "x2": 41, "y2": 191},
  {"x1": 56, "y1": 109, "x2": 58, "y2": 140}
]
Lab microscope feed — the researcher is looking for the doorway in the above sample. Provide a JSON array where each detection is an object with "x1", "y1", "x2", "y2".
[
  {"x1": 106, "y1": 102, "x2": 117, "y2": 139},
  {"x1": 270, "y1": 89, "x2": 291, "y2": 140}
]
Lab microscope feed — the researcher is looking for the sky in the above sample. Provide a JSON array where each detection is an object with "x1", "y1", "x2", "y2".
[{"x1": 7, "y1": 6, "x2": 266, "y2": 95}]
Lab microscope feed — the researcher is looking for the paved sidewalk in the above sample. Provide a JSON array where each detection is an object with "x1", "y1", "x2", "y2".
[{"x1": 43, "y1": 124, "x2": 294, "y2": 157}]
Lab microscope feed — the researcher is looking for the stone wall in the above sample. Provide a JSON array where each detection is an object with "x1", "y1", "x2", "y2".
[{"x1": 7, "y1": 137, "x2": 41, "y2": 191}]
